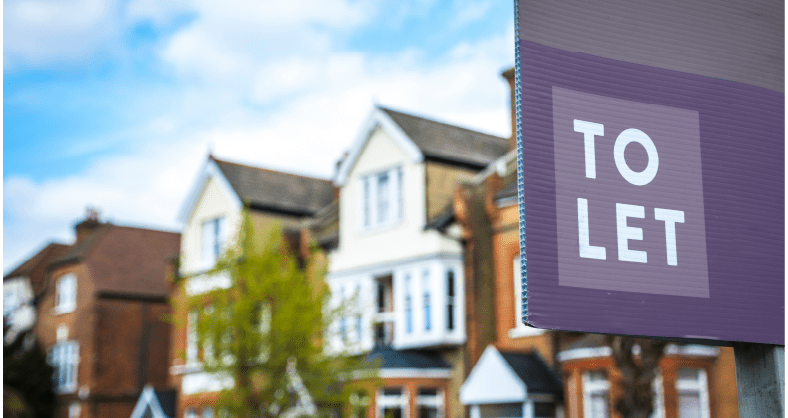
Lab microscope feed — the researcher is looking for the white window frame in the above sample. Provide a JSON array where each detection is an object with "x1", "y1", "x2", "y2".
[
  {"x1": 416, "y1": 388, "x2": 444, "y2": 418},
  {"x1": 582, "y1": 370, "x2": 610, "y2": 418},
  {"x1": 652, "y1": 372, "x2": 666, "y2": 418},
  {"x1": 49, "y1": 340, "x2": 79, "y2": 393},
  {"x1": 201, "y1": 216, "x2": 227, "y2": 267},
  {"x1": 377, "y1": 388, "x2": 409, "y2": 418},
  {"x1": 509, "y1": 254, "x2": 543, "y2": 338},
  {"x1": 187, "y1": 311, "x2": 198, "y2": 364},
  {"x1": 359, "y1": 166, "x2": 404, "y2": 233},
  {"x1": 54, "y1": 274, "x2": 77, "y2": 314},
  {"x1": 676, "y1": 368, "x2": 710, "y2": 418}
]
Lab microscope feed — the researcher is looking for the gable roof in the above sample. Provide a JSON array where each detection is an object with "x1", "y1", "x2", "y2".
[
  {"x1": 212, "y1": 157, "x2": 335, "y2": 217},
  {"x1": 380, "y1": 107, "x2": 509, "y2": 168},
  {"x1": 335, "y1": 106, "x2": 509, "y2": 186},
  {"x1": 50, "y1": 224, "x2": 180, "y2": 298},
  {"x1": 460, "y1": 346, "x2": 562, "y2": 406},
  {"x1": 4, "y1": 243, "x2": 71, "y2": 294},
  {"x1": 130, "y1": 386, "x2": 177, "y2": 418},
  {"x1": 498, "y1": 350, "x2": 563, "y2": 397}
]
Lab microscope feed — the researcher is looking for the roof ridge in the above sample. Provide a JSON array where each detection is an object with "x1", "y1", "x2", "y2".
[
  {"x1": 379, "y1": 106, "x2": 508, "y2": 142},
  {"x1": 211, "y1": 156, "x2": 332, "y2": 183}
]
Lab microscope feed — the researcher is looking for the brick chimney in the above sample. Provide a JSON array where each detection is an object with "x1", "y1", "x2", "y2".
[
  {"x1": 502, "y1": 67, "x2": 516, "y2": 152},
  {"x1": 75, "y1": 207, "x2": 101, "y2": 243}
]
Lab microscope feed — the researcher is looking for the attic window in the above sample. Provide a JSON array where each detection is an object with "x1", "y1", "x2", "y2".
[
  {"x1": 360, "y1": 166, "x2": 403, "y2": 231},
  {"x1": 202, "y1": 216, "x2": 227, "y2": 266}
]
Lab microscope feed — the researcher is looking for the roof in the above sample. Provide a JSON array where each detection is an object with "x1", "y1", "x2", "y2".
[
  {"x1": 212, "y1": 157, "x2": 335, "y2": 217},
  {"x1": 366, "y1": 345, "x2": 451, "y2": 370},
  {"x1": 498, "y1": 350, "x2": 564, "y2": 396},
  {"x1": 130, "y1": 386, "x2": 177, "y2": 418},
  {"x1": 51, "y1": 224, "x2": 180, "y2": 298},
  {"x1": 425, "y1": 204, "x2": 455, "y2": 232},
  {"x1": 4, "y1": 242, "x2": 70, "y2": 281},
  {"x1": 380, "y1": 107, "x2": 509, "y2": 168}
]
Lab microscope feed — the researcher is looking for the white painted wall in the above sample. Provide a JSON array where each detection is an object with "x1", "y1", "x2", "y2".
[
  {"x1": 327, "y1": 123, "x2": 467, "y2": 351},
  {"x1": 181, "y1": 175, "x2": 241, "y2": 276},
  {"x1": 329, "y1": 127, "x2": 463, "y2": 274}
]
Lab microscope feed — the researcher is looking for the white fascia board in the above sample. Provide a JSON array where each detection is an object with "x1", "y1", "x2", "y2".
[
  {"x1": 334, "y1": 107, "x2": 423, "y2": 187},
  {"x1": 460, "y1": 345, "x2": 527, "y2": 405},
  {"x1": 177, "y1": 158, "x2": 243, "y2": 224},
  {"x1": 130, "y1": 386, "x2": 168, "y2": 418}
]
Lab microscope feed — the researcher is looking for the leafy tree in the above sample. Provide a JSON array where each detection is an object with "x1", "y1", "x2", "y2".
[
  {"x1": 177, "y1": 211, "x2": 376, "y2": 418},
  {"x1": 608, "y1": 335, "x2": 667, "y2": 418},
  {"x1": 3, "y1": 323, "x2": 56, "y2": 418}
]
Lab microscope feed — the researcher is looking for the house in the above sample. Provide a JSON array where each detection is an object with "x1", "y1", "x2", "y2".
[
  {"x1": 13, "y1": 209, "x2": 180, "y2": 418},
  {"x1": 4, "y1": 242, "x2": 71, "y2": 340},
  {"x1": 326, "y1": 104, "x2": 510, "y2": 418},
  {"x1": 170, "y1": 155, "x2": 335, "y2": 418},
  {"x1": 456, "y1": 69, "x2": 741, "y2": 418}
]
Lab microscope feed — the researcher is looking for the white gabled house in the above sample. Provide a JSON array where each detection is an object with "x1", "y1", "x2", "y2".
[
  {"x1": 172, "y1": 155, "x2": 335, "y2": 418},
  {"x1": 327, "y1": 105, "x2": 509, "y2": 418}
]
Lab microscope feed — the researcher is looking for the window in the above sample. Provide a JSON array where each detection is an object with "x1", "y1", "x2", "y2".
[
  {"x1": 405, "y1": 275, "x2": 413, "y2": 334},
  {"x1": 202, "y1": 216, "x2": 226, "y2": 266},
  {"x1": 185, "y1": 409, "x2": 196, "y2": 418},
  {"x1": 417, "y1": 388, "x2": 443, "y2": 418},
  {"x1": 423, "y1": 271, "x2": 431, "y2": 332},
  {"x1": 361, "y1": 166, "x2": 403, "y2": 231},
  {"x1": 377, "y1": 388, "x2": 406, "y2": 418},
  {"x1": 55, "y1": 274, "x2": 77, "y2": 314},
  {"x1": 583, "y1": 370, "x2": 610, "y2": 418},
  {"x1": 203, "y1": 408, "x2": 215, "y2": 418},
  {"x1": 49, "y1": 340, "x2": 79, "y2": 393},
  {"x1": 676, "y1": 368, "x2": 710, "y2": 418},
  {"x1": 509, "y1": 254, "x2": 542, "y2": 338},
  {"x1": 446, "y1": 271, "x2": 455, "y2": 331},
  {"x1": 187, "y1": 311, "x2": 198, "y2": 363},
  {"x1": 69, "y1": 402, "x2": 81, "y2": 418}
]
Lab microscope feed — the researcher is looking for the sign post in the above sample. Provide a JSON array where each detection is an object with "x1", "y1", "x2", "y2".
[{"x1": 514, "y1": 0, "x2": 784, "y2": 416}]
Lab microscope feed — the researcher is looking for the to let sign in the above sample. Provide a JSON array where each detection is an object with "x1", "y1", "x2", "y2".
[{"x1": 517, "y1": 0, "x2": 784, "y2": 344}]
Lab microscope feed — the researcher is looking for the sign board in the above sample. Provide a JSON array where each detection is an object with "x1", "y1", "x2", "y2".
[{"x1": 516, "y1": 0, "x2": 784, "y2": 344}]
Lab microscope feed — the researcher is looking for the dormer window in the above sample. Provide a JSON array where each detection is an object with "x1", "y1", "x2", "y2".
[
  {"x1": 55, "y1": 274, "x2": 77, "y2": 314},
  {"x1": 202, "y1": 217, "x2": 226, "y2": 266},
  {"x1": 361, "y1": 166, "x2": 403, "y2": 231}
]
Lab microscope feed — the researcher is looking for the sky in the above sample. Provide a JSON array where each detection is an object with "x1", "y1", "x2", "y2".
[{"x1": 3, "y1": 0, "x2": 516, "y2": 273}]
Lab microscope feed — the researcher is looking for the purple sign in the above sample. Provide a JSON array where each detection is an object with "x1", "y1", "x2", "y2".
[{"x1": 519, "y1": 40, "x2": 784, "y2": 344}]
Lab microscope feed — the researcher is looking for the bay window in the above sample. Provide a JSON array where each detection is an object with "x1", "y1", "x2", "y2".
[{"x1": 49, "y1": 340, "x2": 79, "y2": 393}]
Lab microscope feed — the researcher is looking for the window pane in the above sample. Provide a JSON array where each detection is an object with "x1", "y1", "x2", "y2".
[
  {"x1": 382, "y1": 407, "x2": 402, "y2": 418},
  {"x1": 382, "y1": 388, "x2": 402, "y2": 396},
  {"x1": 590, "y1": 393, "x2": 609, "y2": 418},
  {"x1": 479, "y1": 403, "x2": 522, "y2": 418},
  {"x1": 678, "y1": 394, "x2": 701, "y2": 418},
  {"x1": 377, "y1": 172, "x2": 390, "y2": 224},
  {"x1": 418, "y1": 407, "x2": 438, "y2": 418}
]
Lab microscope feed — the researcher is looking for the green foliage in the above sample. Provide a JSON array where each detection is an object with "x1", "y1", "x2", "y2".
[
  {"x1": 180, "y1": 210, "x2": 377, "y2": 417},
  {"x1": 3, "y1": 324, "x2": 56, "y2": 418}
]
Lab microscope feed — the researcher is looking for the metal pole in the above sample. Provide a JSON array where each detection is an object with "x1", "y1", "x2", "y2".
[{"x1": 733, "y1": 343, "x2": 784, "y2": 417}]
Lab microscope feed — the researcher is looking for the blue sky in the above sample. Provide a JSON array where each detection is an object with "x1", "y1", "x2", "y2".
[{"x1": 4, "y1": 0, "x2": 515, "y2": 272}]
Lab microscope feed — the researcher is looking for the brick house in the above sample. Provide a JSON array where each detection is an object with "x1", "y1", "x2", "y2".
[
  {"x1": 5, "y1": 210, "x2": 180, "y2": 418},
  {"x1": 455, "y1": 69, "x2": 741, "y2": 418},
  {"x1": 170, "y1": 155, "x2": 336, "y2": 418},
  {"x1": 325, "y1": 105, "x2": 509, "y2": 418}
]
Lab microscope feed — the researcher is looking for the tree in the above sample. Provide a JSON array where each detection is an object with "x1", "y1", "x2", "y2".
[
  {"x1": 3, "y1": 323, "x2": 56, "y2": 418},
  {"x1": 607, "y1": 335, "x2": 667, "y2": 418},
  {"x1": 177, "y1": 211, "x2": 375, "y2": 418}
]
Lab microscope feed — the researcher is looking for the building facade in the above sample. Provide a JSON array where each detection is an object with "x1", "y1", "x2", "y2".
[
  {"x1": 6, "y1": 210, "x2": 181, "y2": 418},
  {"x1": 326, "y1": 105, "x2": 510, "y2": 418},
  {"x1": 170, "y1": 156, "x2": 335, "y2": 418}
]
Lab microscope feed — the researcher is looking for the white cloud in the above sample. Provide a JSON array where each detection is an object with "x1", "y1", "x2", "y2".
[
  {"x1": 4, "y1": 0, "x2": 121, "y2": 67},
  {"x1": 4, "y1": 0, "x2": 516, "y2": 272}
]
